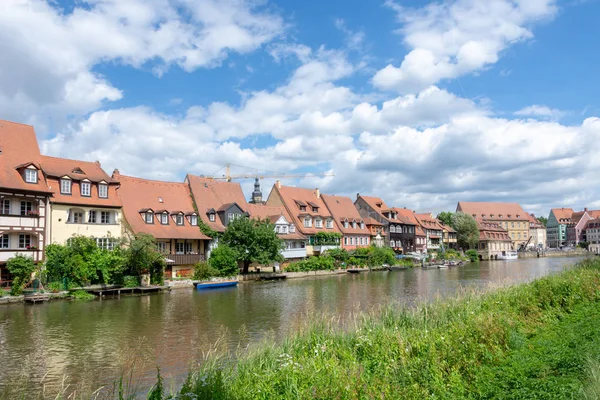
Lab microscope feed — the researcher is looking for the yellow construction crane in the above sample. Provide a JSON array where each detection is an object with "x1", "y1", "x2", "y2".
[{"x1": 210, "y1": 163, "x2": 334, "y2": 182}]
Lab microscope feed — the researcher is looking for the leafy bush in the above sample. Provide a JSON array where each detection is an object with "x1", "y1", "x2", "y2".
[
  {"x1": 6, "y1": 254, "x2": 36, "y2": 296},
  {"x1": 123, "y1": 275, "x2": 141, "y2": 288},
  {"x1": 465, "y1": 249, "x2": 479, "y2": 262},
  {"x1": 367, "y1": 246, "x2": 396, "y2": 267},
  {"x1": 348, "y1": 256, "x2": 367, "y2": 267},
  {"x1": 193, "y1": 262, "x2": 219, "y2": 281},
  {"x1": 47, "y1": 281, "x2": 62, "y2": 293},
  {"x1": 209, "y1": 245, "x2": 239, "y2": 277},
  {"x1": 285, "y1": 256, "x2": 336, "y2": 272},
  {"x1": 71, "y1": 290, "x2": 95, "y2": 301}
]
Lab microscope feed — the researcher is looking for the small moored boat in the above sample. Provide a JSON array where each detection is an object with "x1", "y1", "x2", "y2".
[
  {"x1": 498, "y1": 251, "x2": 518, "y2": 260},
  {"x1": 194, "y1": 280, "x2": 238, "y2": 290}
]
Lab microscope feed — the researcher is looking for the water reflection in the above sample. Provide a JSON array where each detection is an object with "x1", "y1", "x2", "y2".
[{"x1": 0, "y1": 256, "x2": 583, "y2": 394}]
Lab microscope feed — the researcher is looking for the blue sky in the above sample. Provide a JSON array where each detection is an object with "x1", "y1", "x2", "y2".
[{"x1": 1, "y1": 0, "x2": 600, "y2": 216}]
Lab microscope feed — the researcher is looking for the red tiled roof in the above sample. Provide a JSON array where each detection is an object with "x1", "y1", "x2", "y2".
[
  {"x1": 0, "y1": 120, "x2": 52, "y2": 193},
  {"x1": 476, "y1": 218, "x2": 511, "y2": 241},
  {"x1": 321, "y1": 194, "x2": 368, "y2": 235},
  {"x1": 358, "y1": 195, "x2": 389, "y2": 213},
  {"x1": 116, "y1": 173, "x2": 210, "y2": 240},
  {"x1": 268, "y1": 185, "x2": 339, "y2": 236},
  {"x1": 457, "y1": 202, "x2": 528, "y2": 221},
  {"x1": 390, "y1": 208, "x2": 418, "y2": 226},
  {"x1": 363, "y1": 217, "x2": 383, "y2": 226},
  {"x1": 187, "y1": 175, "x2": 249, "y2": 233},
  {"x1": 551, "y1": 208, "x2": 574, "y2": 223},
  {"x1": 414, "y1": 212, "x2": 444, "y2": 232},
  {"x1": 40, "y1": 156, "x2": 121, "y2": 207},
  {"x1": 246, "y1": 203, "x2": 306, "y2": 240}
]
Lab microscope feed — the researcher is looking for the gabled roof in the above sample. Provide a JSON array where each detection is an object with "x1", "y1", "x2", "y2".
[
  {"x1": 246, "y1": 203, "x2": 307, "y2": 240},
  {"x1": 268, "y1": 185, "x2": 338, "y2": 236},
  {"x1": 116, "y1": 173, "x2": 209, "y2": 240},
  {"x1": 551, "y1": 208, "x2": 574, "y2": 223},
  {"x1": 39, "y1": 155, "x2": 117, "y2": 183},
  {"x1": 389, "y1": 208, "x2": 418, "y2": 226},
  {"x1": 321, "y1": 194, "x2": 367, "y2": 235},
  {"x1": 476, "y1": 218, "x2": 511, "y2": 242},
  {"x1": 363, "y1": 217, "x2": 383, "y2": 226},
  {"x1": 0, "y1": 120, "x2": 52, "y2": 193},
  {"x1": 414, "y1": 213, "x2": 444, "y2": 232},
  {"x1": 457, "y1": 202, "x2": 528, "y2": 220},
  {"x1": 186, "y1": 175, "x2": 249, "y2": 233},
  {"x1": 357, "y1": 195, "x2": 390, "y2": 214}
]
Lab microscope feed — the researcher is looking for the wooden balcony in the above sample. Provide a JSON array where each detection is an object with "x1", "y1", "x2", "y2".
[{"x1": 165, "y1": 254, "x2": 206, "y2": 265}]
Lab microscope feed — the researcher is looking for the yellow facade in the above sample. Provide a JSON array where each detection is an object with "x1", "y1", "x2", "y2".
[
  {"x1": 49, "y1": 203, "x2": 123, "y2": 245},
  {"x1": 495, "y1": 219, "x2": 530, "y2": 247}
]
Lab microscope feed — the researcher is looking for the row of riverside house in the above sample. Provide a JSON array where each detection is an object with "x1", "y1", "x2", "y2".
[
  {"x1": 547, "y1": 207, "x2": 600, "y2": 253},
  {"x1": 2, "y1": 119, "x2": 561, "y2": 280}
]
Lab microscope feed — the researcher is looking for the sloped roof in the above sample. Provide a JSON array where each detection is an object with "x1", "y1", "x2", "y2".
[
  {"x1": 246, "y1": 203, "x2": 306, "y2": 240},
  {"x1": 476, "y1": 218, "x2": 511, "y2": 242},
  {"x1": 414, "y1": 213, "x2": 444, "y2": 232},
  {"x1": 321, "y1": 194, "x2": 368, "y2": 235},
  {"x1": 39, "y1": 155, "x2": 116, "y2": 183},
  {"x1": 0, "y1": 120, "x2": 51, "y2": 193},
  {"x1": 527, "y1": 213, "x2": 545, "y2": 229},
  {"x1": 116, "y1": 173, "x2": 209, "y2": 240},
  {"x1": 551, "y1": 208, "x2": 574, "y2": 223},
  {"x1": 357, "y1": 195, "x2": 389, "y2": 214},
  {"x1": 584, "y1": 217, "x2": 600, "y2": 230},
  {"x1": 363, "y1": 217, "x2": 383, "y2": 226},
  {"x1": 187, "y1": 175, "x2": 248, "y2": 233},
  {"x1": 390, "y1": 207, "x2": 418, "y2": 226},
  {"x1": 457, "y1": 202, "x2": 528, "y2": 220},
  {"x1": 270, "y1": 185, "x2": 339, "y2": 236}
]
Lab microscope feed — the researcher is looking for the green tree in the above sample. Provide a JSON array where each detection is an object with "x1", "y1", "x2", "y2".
[
  {"x1": 325, "y1": 248, "x2": 350, "y2": 267},
  {"x1": 437, "y1": 211, "x2": 454, "y2": 227},
  {"x1": 220, "y1": 216, "x2": 284, "y2": 274},
  {"x1": 452, "y1": 212, "x2": 480, "y2": 250},
  {"x1": 124, "y1": 234, "x2": 166, "y2": 284},
  {"x1": 208, "y1": 245, "x2": 239, "y2": 276},
  {"x1": 537, "y1": 216, "x2": 548, "y2": 227},
  {"x1": 367, "y1": 246, "x2": 396, "y2": 267},
  {"x1": 7, "y1": 255, "x2": 37, "y2": 295}
]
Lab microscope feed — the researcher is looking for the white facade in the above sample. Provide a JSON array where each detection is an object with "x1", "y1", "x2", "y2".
[
  {"x1": 49, "y1": 203, "x2": 122, "y2": 246},
  {"x1": 273, "y1": 215, "x2": 306, "y2": 259}
]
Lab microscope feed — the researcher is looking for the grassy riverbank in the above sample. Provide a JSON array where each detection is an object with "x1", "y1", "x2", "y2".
[{"x1": 169, "y1": 258, "x2": 600, "y2": 399}]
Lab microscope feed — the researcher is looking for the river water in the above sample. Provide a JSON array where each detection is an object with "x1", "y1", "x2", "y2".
[{"x1": 0, "y1": 256, "x2": 584, "y2": 396}]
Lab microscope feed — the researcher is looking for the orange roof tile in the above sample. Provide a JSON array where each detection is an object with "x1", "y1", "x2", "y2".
[
  {"x1": 116, "y1": 173, "x2": 209, "y2": 240},
  {"x1": 187, "y1": 175, "x2": 249, "y2": 233},
  {"x1": 0, "y1": 120, "x2": 52, "y2": 193},
  {"x1": 457, "y1": 202, "x2": 528, "y2": 221},
  {"x1": 321, "y1": 194, "x2": 368, "y2": 235},
  {"x1": 246, "y1": 203, "x2": 307, "y2": 240},
  {"x1": 414, "y1": 213, "x2": 445, "y2": 232},
  {"x1": 551, "y1": 208, "x2": 574, "y2": 223},
  {"x1": 270, "y1": 185, "x2": 339, "y2": 236},
  {"x1": 363, "y1": 217, "x2": 383, "y2": 226},
  {"x1": 476, "y1": 218, "x2": 511, "y2": 241}
]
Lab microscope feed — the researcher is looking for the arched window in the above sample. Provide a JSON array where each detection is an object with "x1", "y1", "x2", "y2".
[
  {"x1": 390, "y1": 240, "x2": 395, "y2": 248},
  {"x1": 390, "y1": 225, "x2": 396, "y2": 233}
]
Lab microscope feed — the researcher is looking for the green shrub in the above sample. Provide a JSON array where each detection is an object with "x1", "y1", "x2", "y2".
[
  {"x1": 286, "y1": 256, "x2": 336, "y2": 272},
  {"x1": 465, "y1": 249, "x2": 479, "y2": 262},
  {"x1": 7, "y1": 254, "x2": 36, "y2": 296},
  {"x1": 71, "y1": 290, "x2": 95, "y2": 301},
  {"x1": 47, "y1": 281, "x2": 62, "y2": 293},
  {"x1": 367, "y1": 246, "x2": 396, "y2": 267},
  {"x1": 123, "y1": 275, "x2": 141, "y2": 288},
  {"x1": 209, "y1": 245, "x2": 239, "y2": 277},
  {"x1": 193, "y1": 262, "x2": 218, "y2": 281}
]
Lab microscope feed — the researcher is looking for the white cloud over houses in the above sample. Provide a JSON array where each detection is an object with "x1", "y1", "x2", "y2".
[
  {"x1": 3, "y1": 0, "x2": 600, "y2": 216},
  {"x1": 373, "y1": 0, "x2": 557, "y2": 92},
  {"x1": 0, "y1": 0, "x2": 284, "y2": 126}
]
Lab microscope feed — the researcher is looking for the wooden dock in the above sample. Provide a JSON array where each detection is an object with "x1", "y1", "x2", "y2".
[
  {"x1": 24, "y1": 294, "x2": 50, "y2": 304},
  {"x1": 83, "y1": 285, "x2": 170, "y2": 297},
  {"x1": 347, "y1": 268, "x2": 369, "y2": 274},
  {"x1": 259, "y1": 274, "x2": 287, "y2": 281}
]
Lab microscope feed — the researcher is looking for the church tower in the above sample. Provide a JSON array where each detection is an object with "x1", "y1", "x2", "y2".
[{"x1": 250, "y1": 177, "x2": 263, "y2": 204}]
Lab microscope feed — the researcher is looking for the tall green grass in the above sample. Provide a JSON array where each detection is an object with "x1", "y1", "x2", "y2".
[{"x1": 174, "y1": 257, "x2": 600, "y2": 399}]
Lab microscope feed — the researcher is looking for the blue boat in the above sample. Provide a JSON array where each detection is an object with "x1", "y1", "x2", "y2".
[{"x1": 194, "y1": 280, "x2": 238, "y2": 290}]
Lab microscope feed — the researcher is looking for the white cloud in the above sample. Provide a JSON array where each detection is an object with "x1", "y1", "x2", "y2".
[
  {"x1": 373, "y1": 0, "x2": 557, "y2": 92},
  {"x1": 515, "y1": 105, "x2": 566, "y2": 120},
  {"x1": 0, "y1": 0, "x2": 284, "y2": 126}
]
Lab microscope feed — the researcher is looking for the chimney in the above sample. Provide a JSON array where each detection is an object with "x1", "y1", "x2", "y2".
[
  {"x1": 276, "y1": 179, "x2": 281, "y2": 189},
  {"x1": 112, "y1": 168, "x2": 120, "y2": 176},
  {"x1": 585, "y1": 207, "x2": 588, "y2": 212},
  {"x1": 315, "y1": 188, "x2": 320, "y2": 198},
  {"x1": 95, "y1": 160, "x2": 101, "y2": 165}
]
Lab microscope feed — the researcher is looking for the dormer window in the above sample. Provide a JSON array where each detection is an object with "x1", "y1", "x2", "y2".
[
  {"x1": 81, "y1": 181, "x2": 91, "y2": 197},
  {"x1": 25, "y1": 169, "x2": 38, "y2": 183},
  {"x1": 176, "y1": 214, "x2": 184, "y2": 226},
  {"x1": 145, "y1": 212, "x2": 154, "y2": 224},
  {"x1": 344, "y1": 221, "x2": 349, "y2": 229},
  {"x1": 326, "y1": 219, "x2": 333, "y2": 229},
  {"x1": 290, "y1": 224, "x2": 295, "y2": 233},
  {"x1": 376, "y1": 202, "x2": 382, "y2": 208},
  {"x1": 360, "y1": 222, "x2": 365, "y2": 229},
  {"x1": 300, "y1": 205, "x2": 307, "y2": 212},
  {"x1": 98, "y1": 183, "x2": 108, "y2": 198},
  {"x1": 161, "y1": 212, "x2": 168, "y2": 225},
  {"x1": 190, "y1": 215, "x2": 198, "y2": 226},
  {"x1": 60, "y1": 178, "x2": 72, "y2": 194},
  {"x1": 312, "y1": 207, "x2": 318, "y2": 212},
  {"x1": 303, "y1": 217, "x2": 312, "y2": 228},
  {"x1": 315, "y1": 218, "x2": 323, "y2": 228},
  {"x1": 352, "y1": 221, "x2": 357, "y2": 229},
  {"x1": 209, "y1": 214, "x2": 215, "y2": 222}
]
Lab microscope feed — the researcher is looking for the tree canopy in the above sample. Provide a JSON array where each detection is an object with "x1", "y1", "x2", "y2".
[
  {"x1": 451, "y1": 212, "x2": 480, "y2": 250},
  {"x1": 537, "y1": 216, "x2": 548, "y2": 227},
  {"x1": 437, "y1": 211, "x2": 454, "y2": 227},
  {"x1": 220, "y1": 216, "x2": 284, "y2": 274}
]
